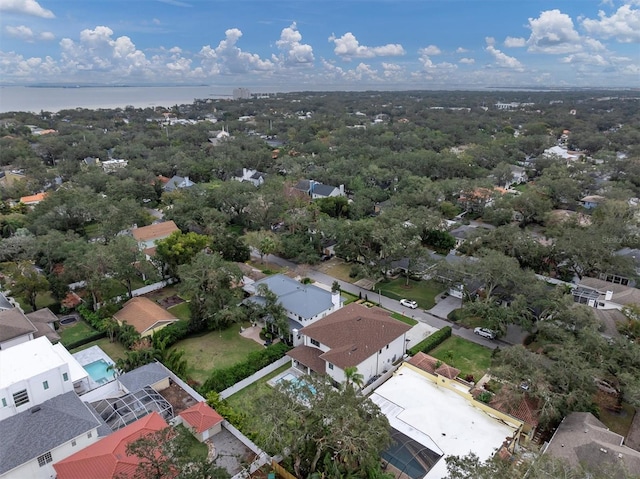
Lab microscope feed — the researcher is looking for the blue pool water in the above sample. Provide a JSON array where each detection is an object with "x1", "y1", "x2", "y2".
[
  {"x1": 83, "y1": 359, "x2": 115, "y2": 385},
  {"x1": 276, "y1": 373, "x2": 317, "y2": 395}
]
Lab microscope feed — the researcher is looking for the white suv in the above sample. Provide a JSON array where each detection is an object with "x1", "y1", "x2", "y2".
[
  {"x1": 400, "y1": 299, "x2": 418, "y2": 309},
  {"x1": 474, "y1": 327, "x2": 496, "y2": 339}
]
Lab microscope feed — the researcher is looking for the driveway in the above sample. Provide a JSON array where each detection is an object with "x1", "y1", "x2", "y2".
[
  {"x1": 406, "y1": 322, "x2": 438, "y2": 349},
  {"x1": 428, "y1": 295, "x2": 462, "y2": 319}
]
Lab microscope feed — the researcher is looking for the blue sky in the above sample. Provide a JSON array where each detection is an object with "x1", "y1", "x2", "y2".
[{"x1": 0, "y1": 0, "x2": 638, "y2": 89}]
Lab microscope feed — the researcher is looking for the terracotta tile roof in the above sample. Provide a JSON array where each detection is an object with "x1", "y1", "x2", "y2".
[
  {"x1": 408, "y1": 352, "x2": 461, "y2": 379},
  {"x1": 490, "y1": 388, "x2": 540, "y2": 427},
  {"x1": 113, "y1": 297, "x2": 178, "y2": 335},
  {"x1": 287, "y1": 345, "x2": 326, "y2": 374},
  {"x1": 179, "y1": 402, "x2": 223, "y2": 434},
  {"x1": 19, "y1": 192, "x2": 47, "y2": 204},
  {"x1": 297, "y1": 303, "x2": 411, "y2": 370},
  {"x1": 131, "y1": 221, "x2": 179, "y2": 242},
  {"x1": 53, "y1": 412, "x2": 169, "y2": 479}
]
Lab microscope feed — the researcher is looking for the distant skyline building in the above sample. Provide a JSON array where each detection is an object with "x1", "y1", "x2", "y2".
[{"x1": 233, "y1": 88, "x2": 251, "y2": 100}]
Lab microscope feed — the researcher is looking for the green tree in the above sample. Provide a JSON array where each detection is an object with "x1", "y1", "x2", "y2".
[
  {"x1": 244, "y1": 230, "x2": 279, "y2": 263},
  {"x1": 256, "y1": 284, "x2": 289, "y2": 340},
  {"x1": 155, "y1": 230, "x2": 209, "y2": 276},
  {"x1": 122, "y1": 425, "x2": 231, "y2": 479},
  {"x1": 253, "y1": 374, "x2": 391, "y2": 478},
  {"x1": 3, "y1": 261, "x2": 49, "y2": 311},
  {"x1": 177, "y1": 252, "x2": 242, "y2": 332},
  {"x1": 344, "y1": 366, "x2": 365, "y2": 389}
]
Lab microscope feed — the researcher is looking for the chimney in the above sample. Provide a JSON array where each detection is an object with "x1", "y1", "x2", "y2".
[
  {"x1": 605, "y1": 291, "x2": 613, "y2": 301},
  {"x1": 339, "y1": 184, "x2": 345, "y2": 195},
  {"x1": 331, "y1": 291, "x2": 340, "y2": 308}
]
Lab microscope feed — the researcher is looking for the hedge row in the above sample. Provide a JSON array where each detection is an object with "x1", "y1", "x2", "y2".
[
  {"x1": 408, "y1": 326, "x2": 452, "y2": 356},
  {"x1": 201, "y1": 342, "x2": 291, "y2": 394},
  {"x1": 151, "y1": 320, "x2": 190, "y2": 349},
  {"x1": 77, "y1": 305, "x2": 106, "y2": 332},
  {"x1": 64, "y1": 331, "x2": 107, "y2": 350}
]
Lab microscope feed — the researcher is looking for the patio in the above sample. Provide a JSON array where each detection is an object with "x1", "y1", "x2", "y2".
[{"x1": 71, "y1": 345, "x2": 117, "y2": 393}]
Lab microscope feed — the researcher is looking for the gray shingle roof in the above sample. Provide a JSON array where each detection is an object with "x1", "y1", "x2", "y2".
[
  {"x1": 118, "y1": 361, "x2": 170, "y2": 393},
  {"x1": 312, "y1": 183, "x2": 337, "y2": 197},
  {"x1": 0, "y1": 391, "x2": 100, "y2": 475},
  {"x1": 0, "y1": 308, "x2": 37, "y2": 342},
  {"x1": 250, "y1": 274, "x2": 336, "y2": 319},
  {"x1": 0, "y1": 292, "x2": 13, "y2": 310}
]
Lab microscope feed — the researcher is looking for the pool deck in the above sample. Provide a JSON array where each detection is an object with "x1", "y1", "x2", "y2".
[
  {"x1": 266, "y1": 367, "x2": 303, "y2": 388},
  {"x1": 72, "y1": 345, "x2": 117, "y2": 392}
]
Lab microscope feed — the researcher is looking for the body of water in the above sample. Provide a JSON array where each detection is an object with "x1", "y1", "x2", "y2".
[{"x1": 0, "y1": 85, "x2": 230, "y2": 113}]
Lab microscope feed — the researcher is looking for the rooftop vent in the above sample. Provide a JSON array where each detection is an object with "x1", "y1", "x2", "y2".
[{"x1": 30, "y1": 406, "x2": 41, "y2": 414}]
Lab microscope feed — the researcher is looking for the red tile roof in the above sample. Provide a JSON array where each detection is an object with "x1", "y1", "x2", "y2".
[
  {"x1": 408, "y1": 352, "x2": 461, "y2": 379},
  {"x1": 53, "y1": 412, "x2": 169, "y2": 479},
  {"x1": 179, "y1": 402, "x2": 223, "y2": 434},
  {"x1": 490, "y1": 389, "x2": 540, "y2": 427},
  {"x1": 131, "y1": 221, "x2": 179, "y2": 242},
  {"x1": 19, "y1": 192, "x2": 47, "y2": 204}
]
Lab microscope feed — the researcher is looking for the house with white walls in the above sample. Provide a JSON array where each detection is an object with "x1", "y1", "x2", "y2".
[
  {"x1": 0, "y1": 337, "x2": 88, "y2": 421},
  {"x1": 244, "y1": 274, "x2": 344, "y2": 344},
  {"x1": 286, "y1": 303, "x2": 411, "y2": 386}
]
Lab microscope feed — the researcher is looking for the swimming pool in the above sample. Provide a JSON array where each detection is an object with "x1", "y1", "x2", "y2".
[
  {"x1": 276, "y1": 373, "x2": 317, "y2": 395},
  {"x1": 83, "y1": 359, "x2": 116, "y2": 385}
]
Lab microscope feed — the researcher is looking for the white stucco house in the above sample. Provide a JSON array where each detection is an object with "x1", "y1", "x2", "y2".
[{"x1": 286, "y1": 303, "x2": 411, "y2": 386}]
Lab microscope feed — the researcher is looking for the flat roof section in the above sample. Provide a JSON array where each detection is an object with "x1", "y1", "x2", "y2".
[{"x1": 370, "y1": 365, "x2": 518, "y2": 479}]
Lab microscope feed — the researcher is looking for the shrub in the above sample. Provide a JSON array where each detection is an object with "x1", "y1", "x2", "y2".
[
  {"x1": 408, "y1": 326, "x2": 452, "y2": 356},
  {"x1": 151, "y1": 320, "x2": 190, "y2": 349},
  {"x1": 477, "y1": 391, "x2": 493, "y2": 404},
  {"x1": 201, "y1": 342, "x2": 290, "y2": 394},
  {"x1": 77, "y1": 305, "x2": 105, "y2": 331},
  {"x1": 64, "y1": 331, "x2": 107, "y2": 350}
]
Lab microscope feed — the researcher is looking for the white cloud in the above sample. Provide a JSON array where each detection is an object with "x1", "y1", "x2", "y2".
[
  {"x1": 582, "y1": 5, "x2": 640, "y2": 43},
  {"x1": 420, "y1": 45, "x2": 441, "y2": 56},
  {"x1": 274, "y1": 22, "x2": 314, "y2": 66},
  {"x1": 199, "y1": 28, "x2": 274, "y2": 75},
  {"x1": 156, "y1": 0, "x2": 192, "y2": 7},
  {"x1": 485, "y1": 42, "x2": 524, "y2": 71},
  {"x1": 418, "y1": 49, "x2": 457, "y2": 80},
  {"x1": 485, "y1": 36, "x2": 496, "y2": 47},
  {"x1": 0, "y1": 0, "x2": 54, "y2": 18},
  {"x1": 329, "y1": 32, "x2": 405, "y2": 59},
  {"x1": 459, "y1": 57, "x2": 475, "y2": 64},
  {"x1": 456, "y1": 47, "x2": 468, "y2": 53},
  {"x1": 39, "y1": 31, "x2": 54, "y2": 41},
  {"x1": 561, "y1": 52, "x2": 608, "y2": 66},
  {"x1": 5, "y1": 25, "x2": 35, "y2": 41},
  {"x1": 504, "y1": 36, "x2": 526, "y2": 48},
  {"x1": 526, "y1": 9, "x2": 582, "y2": 54}
]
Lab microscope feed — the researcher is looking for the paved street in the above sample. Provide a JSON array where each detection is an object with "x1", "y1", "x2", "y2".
[{"x1": 250, "y1": 251, "x2": 511, "y2": 350}]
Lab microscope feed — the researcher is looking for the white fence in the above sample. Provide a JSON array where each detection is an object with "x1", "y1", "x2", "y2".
[
  {"x1": 219, "y1": 356, "x2": 290, "y2": 399},
  {"x1": 94, "y1": 278, "x2": 177, "y2": 309}
]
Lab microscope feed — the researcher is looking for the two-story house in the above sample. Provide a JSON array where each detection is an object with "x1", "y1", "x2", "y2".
[
  {"x1": 244, "y1": 274, "x2": 343, "y2": 344},
  {"x1": 131, "y1": 220, "x2": 179, "y2": 258},
  {"x1": 286, "y1": 303, "x2": 411, "y2": 386}
]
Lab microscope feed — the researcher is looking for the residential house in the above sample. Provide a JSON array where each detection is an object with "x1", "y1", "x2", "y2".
[
  {"x1": 243, "y1": 274, "x2": 343, "y2": 342},
  {"x1": 0, "y1": 391, "x2": 102, "y2": 479},
  {"x1": 573, "y1": 277, "x2": 640, "y2": 311},
  {"x1": 544, "y1": 412, "x2": 640, "y2": 476},
  {"x1": 19, "y1": 192, "x2": 47, "y2": 207},
  {"x1": 506, "y1": 165, "x2": 528, "y2": 188},
  {"x1": 286, "y1": 303, "x2": 411, "y2": 385},
  {"x1": 83, "y1": 157, "x2": 101, "y2": 168},
  {"x1": 0, "y1": 308, "x2": 37, "y2": 350},
  {"x1": 113, "y1": 297, "x2": 179, "y2": 338},
  {"x1": 369, "y1": 356, "x2": 524, "y2": 479},
  {"x1": 234, "y1": 168, "x2": 267, "y2": 187},
  {"x1": 131, "y1": 220, "x2": 179, "y2": 257},
  {"x1": 207, "y1": 129, "x2": 231, "y2": 147},
  {"x1": 162, "y1": 175, "x2": 195, "y2": 192},
  {"x1": 25, "y1": 308, "x2": 61, "y2": 344},
  {"x1": 294, "y1": 179, "x2": 345, "y2": 199},
  {"x1": 0, "y1": 292, "x2": 14, "y2": 311},
  {"x1": 0, "y1": 337, "x2": 88, "y2": 421},
  {"x1": 543, "y1": 145, "x2": 582, "y2": 162},
  {"x1": 457, "y1": 187, "x2": 497, "y2": 214},
  {"x1": 101, "y1": 159, "x2": 128, "y2": 173},
  {"x1": 178, "y1": 402, "x2": 224, "y2": 442},
  {"x1": 53, "y1": 412, "x2": 169, "y2": 479},
  {"x1": 0, "y1": 170, "x2": 26, "y2": 188},
  {"x1": 580, "y1": 195, "x2": 606, "y2": 210},
  {"x1": 449, "y1": 224, "x2": 478, "y2": 249}
]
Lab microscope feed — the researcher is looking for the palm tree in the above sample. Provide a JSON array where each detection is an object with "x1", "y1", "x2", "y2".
[{"x1": 344, "y1": 366, "x2": 364, "y2": 390}]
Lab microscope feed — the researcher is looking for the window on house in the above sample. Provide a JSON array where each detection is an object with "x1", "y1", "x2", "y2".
[
  {"x1": 328, "y1": 363, "x2": 334, "y2": 370},
  {"x1": 87, "y1": 431, "x2": 92, "y2": 438},
  {"x1": 310, "y1": 338, "x2": 320, "y2": 347},
  {"x1": 43, "y1": 381, "x2": 49, "y2": 390},
  {"x1": 63, "y1": 372, "x2": 69, "y2": 382},
  {"x1": 12, "y1": 389, "x2": 29, "y2": 407},
  {"x1": 37, "y1": 452, "x2": 52, "y2": 467},
  {"x1": 1, "y1": 398, "x2": 6, "y2": 407},
  {"x1": 71, "y1": 440, "x2": 76, "y2": 447},
  {"x1": 386, "y1": 344, "x2": 389, "y2": 349}
]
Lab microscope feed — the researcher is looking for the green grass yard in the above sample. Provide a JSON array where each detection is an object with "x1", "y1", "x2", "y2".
[
  {"x1": 429, "y1": 336, "x2": 493, "y2": 382},
  {"x1": 167, "y1": 302, "x2": 190, "y2": 321},
  {"x1": 171, "y1": 323, "x2": 263, "y2": 385},
  {"x1": 226, "y1": 363, "x2": 291, "y2": 410},
  {"x1": 59, "y1": 320, "x2": 97, "y2": 346},
  {"x1": 377, "y1": 278, "x2": 446, "y2": 310},
  {"x1": 391, "y1": 312, "x2": 418, "y2": 326},
  {"x1": 70, "y1": 337, "x2": 128, "y2": 362}
]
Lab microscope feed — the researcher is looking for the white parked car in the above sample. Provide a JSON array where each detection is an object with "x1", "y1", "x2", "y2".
[
  {"x1": 474, "y1": 327, "x2": 496, "y2": 339},
  {"x1": 400, "y1": 299, "x2": 418, "y2": 309}
]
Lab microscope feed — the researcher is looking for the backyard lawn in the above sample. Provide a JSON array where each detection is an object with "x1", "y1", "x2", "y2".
[
  {"x1": 59, "y1": 320, "x2": 97, "y2": 346},
  {"x1": 167, "y1": 302, "x2": 190, "y2": 321},
  {"x1": 70, "y1": 337, "x2": 128, "y2": 362},
  {"x1": 377, "y1": 278, "x2": 446, "y2": 310},
  {"x1": 171, "y1": 323, "x2": 264, "y2": 385},
  {"x1": 429, "y1": 336, "x2": 492, "y2": 382},
  {"x1": 226, "y1": 363, "x2": 290, "y2": 410}
]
